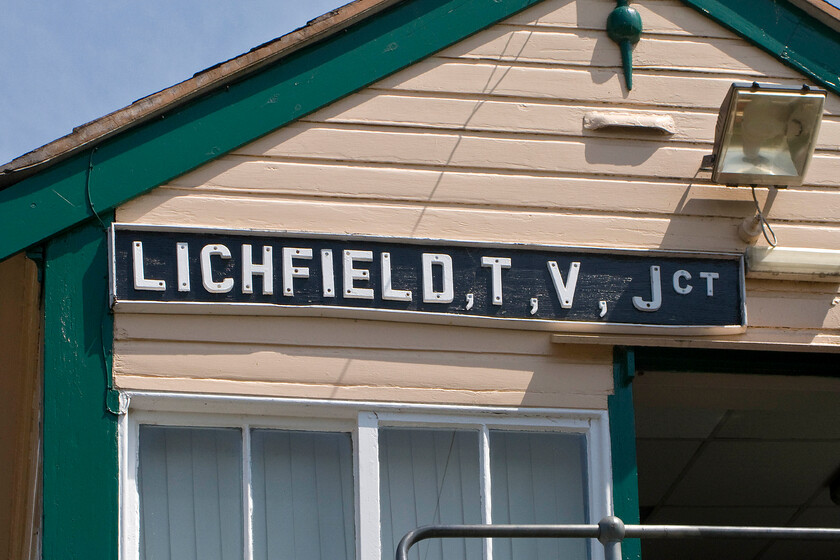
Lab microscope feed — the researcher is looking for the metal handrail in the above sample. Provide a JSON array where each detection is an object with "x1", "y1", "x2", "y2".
[{"x1": 395, "y1": 516, "x2": 840, "y2": 560}]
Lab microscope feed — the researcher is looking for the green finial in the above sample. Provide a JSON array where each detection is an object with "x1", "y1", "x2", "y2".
[{"x1": 606, "y1": 2, "x2": 643, "y2": 90}]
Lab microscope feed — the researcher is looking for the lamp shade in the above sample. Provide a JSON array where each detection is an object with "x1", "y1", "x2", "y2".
[{"x1": 712, "y1": 83, "x2": 825, "y2": 186}]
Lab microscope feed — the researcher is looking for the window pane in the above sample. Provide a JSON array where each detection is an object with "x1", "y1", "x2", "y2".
[
  {"x1": 138, "y1": 425, "x2": 244, "y2": 560},
  {"x1": 251, "y1": 430, "x2": 355, "y2": 560},
  {"x1": 379, "y1": 428, "x2": 482, "y2": 560},
  {"x1": 490, "y1": 431, "x2": 589, "y2": 560}
]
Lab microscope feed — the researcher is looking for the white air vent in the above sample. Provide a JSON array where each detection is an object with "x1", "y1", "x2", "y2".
[{"x1": 583, "y1": 111, "x2": 676, "y2": 135}]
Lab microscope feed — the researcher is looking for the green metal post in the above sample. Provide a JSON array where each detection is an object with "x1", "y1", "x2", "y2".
[
  {"x1": 609, "y1": 347, "x2": 641, "y2": 560},
  {"x1": 43, "y1": 218, "x2": 118, "y2": 559}
]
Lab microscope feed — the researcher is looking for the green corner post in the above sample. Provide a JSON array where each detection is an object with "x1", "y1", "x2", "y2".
[
  {"x1": 607, "y1": 1, "x2": 643, "y2": 90},
  {"x1": 43, "y1": 216, "x2": 119, "y2": 559},
  {"x1": 609, "y1": 347, "x2": 641, "y2": 560}
]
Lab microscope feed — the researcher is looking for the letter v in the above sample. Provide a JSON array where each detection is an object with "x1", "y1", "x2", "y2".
[{"x1": 547, "y1": 261, "x2": 580, "y2": 309}]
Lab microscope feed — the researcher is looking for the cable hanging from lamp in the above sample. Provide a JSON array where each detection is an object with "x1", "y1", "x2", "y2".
[{"x1": 750, "y1": 186, "x2": 777, "y2": 248}]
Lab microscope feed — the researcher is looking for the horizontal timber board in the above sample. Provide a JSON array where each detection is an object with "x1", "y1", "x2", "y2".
[
  {"x1": 306, "y1": 93, "x2": 722, "y2": 144},
  {"x1": 551, "y1": 332, "x2": 840, "y2": 352},
  {"x1": 636, "y1": 372, "x2": 838, "y2": 412},
  {"x1": 301, "y1": 92, "x2": 840, "y2": 150},
  {"x1": 232, "y1": 124, "x2": 840, "y2": 187},
  {"x1": 112, "y1": 375, "x2": 610, "y2": 408},
  {"x1": 114, "y1": 314, "x2": 610, "y2": 360},
  {"x1": 633, "y1": 373, "x2": 840, "y2": 409},
  {"x1": 111, "y1": 288, "x2": 838, "y2": 345},
  {"x1": 374, "y1": 60, "x2": 840, "y2": 115},
  {"x1": 116, "y1": 192, "x2": 840, "y2": 252},
  {"x1": 507, "y1": 0, "x2": 741, "y2": 39},
  {"x1": 439, "y1": 27, "x2": 801, "y2": 78},
  {"x1": 746, "y1": 278, "x2": 840, "y2": 295},
  {"x1": 112, "y1": 340, "x2": 612, "y2": 392},
  {"x1": 746, "y1": 292, "x2": 840, "y2": 330},
  {"x1": 167, "y1": 160, "x2": 840, "y2": 224}
]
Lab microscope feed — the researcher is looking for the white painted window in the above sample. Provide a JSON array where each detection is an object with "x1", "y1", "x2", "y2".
[
  {"x1": 250, "y1": 430, "x2": 355, "y2": 560},
  {"x1": 489, "y1": 431, "x2": 588, "y2": 560},
  {"x1": 138, "y1": 426, "x2": 244, "y2": 560},
  {"x1": 121, "y1": 395, "x2": 611, "y2": 560},
  {"x1": 379, "y1": 428, "x2": 482, "y2": 560}
]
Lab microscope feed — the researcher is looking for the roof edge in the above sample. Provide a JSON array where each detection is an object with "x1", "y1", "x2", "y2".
[
  {"x1": 680, "y1": 0, "x2": 840, "y2": 96},
  {"x1": 0, "y1": 0, "x2": 400, "y2": 188},
  {"x1": 788, "y1": 0, "x2": 840, "y2": 34}
]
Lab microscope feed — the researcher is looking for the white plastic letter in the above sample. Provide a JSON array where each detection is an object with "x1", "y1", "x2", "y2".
[
  {"x1": 343, "y1": 250, "x2": 374, "y2": 299},
  {"x1": 547, "y1": 261, "x2": 580, "y2": 309},
  {"x1": 673, "y1": 270, "x2": 692, "y2": 295},
  {"x1": 699, "y1": 272, "x2": 719, "y2": 296},
  {"x1": 132, "y1": 241, "x2": 166, "y2": 291},
  {"x1": 381, "y1": 253, "x2": 411, "y2": 301},
  {"x1": 200, "y1": 244, "x2": 234, "y2": 293},
  {"x1": 176, "y1": 242, "x2": 190, "y2": 292},
  {"x1": 422, "y1": 253, "x2": 454, "y2": 304},
  {"x1": 282, "y1": 247, "x2": 311, "y2": 297},
  {"x1": 321, "y1": 249, "x2": 335, "y2": 297},
  {"x1": 633, "y1": 265, "x2": 662, "y2": 312},
  {"x1": 481, "y1": 256, "x2": 511, "y2": 306},
  {"x1": 243, "y1": 245, "x2": 274, "y2": 295}
]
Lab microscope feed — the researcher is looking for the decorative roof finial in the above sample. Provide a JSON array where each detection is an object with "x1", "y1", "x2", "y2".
[{"x1": 606, "y1": 0, "x2": 643, "y2": 90}]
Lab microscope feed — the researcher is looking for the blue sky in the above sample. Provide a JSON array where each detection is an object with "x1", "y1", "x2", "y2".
[{"x1": 0, "y1": 0, "x2": 346, "y2": 165}]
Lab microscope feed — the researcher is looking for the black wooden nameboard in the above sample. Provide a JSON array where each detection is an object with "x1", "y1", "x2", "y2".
[{"x1": 110, "y1": 226, "x2": 745, "y2": 330}]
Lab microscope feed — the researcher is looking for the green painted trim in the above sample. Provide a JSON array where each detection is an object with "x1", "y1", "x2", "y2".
[
  {"x1": 634, "y1": 346, "x2": 839, "y2": 376},
  {"x1": 608, "y1": 347, "x2": 641, "y2": 560},
  {"x1": 680, "y1": 0, "x2": 840, "y2": 96},
  {"x1": 0, "y1": 0, "x2": 544, "y2": 262},
  {"x1": 43, "y1": 217, "x2": 117, "y2": 559},
  {"x1": 606, "y1": 2, "x2": 643, "y2": 90}
]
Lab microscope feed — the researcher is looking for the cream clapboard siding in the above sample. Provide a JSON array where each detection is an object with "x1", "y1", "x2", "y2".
[
  {"x1": 114, "y1": 0, "x2": 840, "y2": 401},
  {"x1": 114, "y1": 315, "x2": 613, "y2": 407}
]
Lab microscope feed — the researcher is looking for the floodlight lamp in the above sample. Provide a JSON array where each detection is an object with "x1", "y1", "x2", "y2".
[{"x1": 711, "y1": 82, "x2": 826, "y2": 187}]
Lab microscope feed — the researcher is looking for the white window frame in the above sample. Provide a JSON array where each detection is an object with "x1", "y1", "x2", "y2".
[{"x1": 119, "y1": 392, "x2": 613, "y2": 560}]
